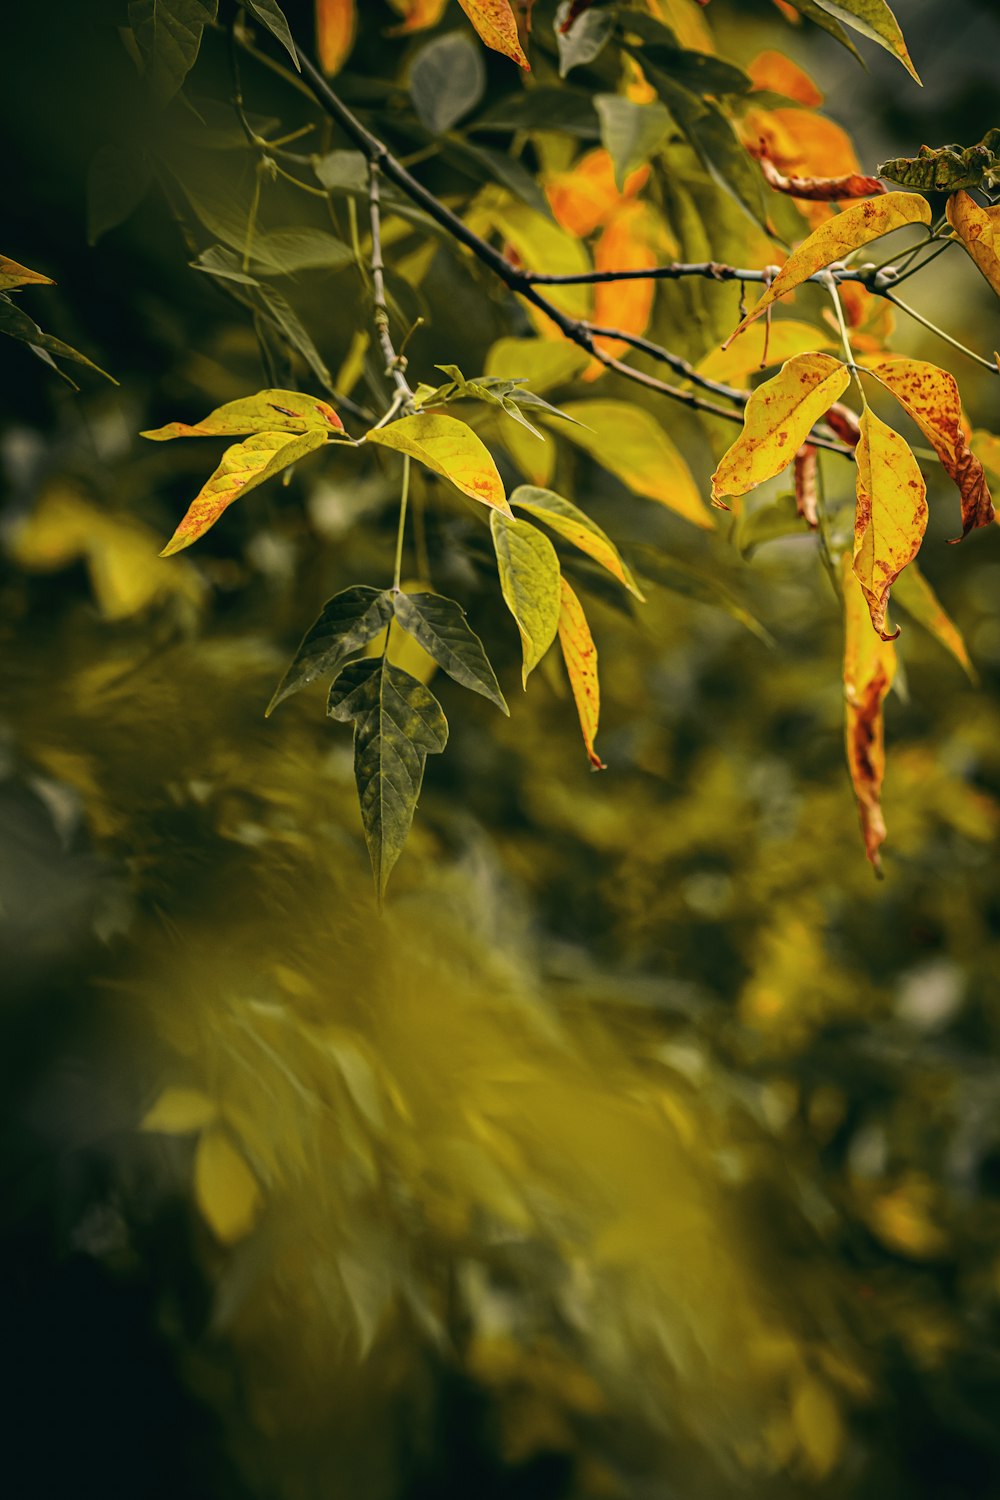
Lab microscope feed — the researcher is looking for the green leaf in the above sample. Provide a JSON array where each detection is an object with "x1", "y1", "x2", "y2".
[
  {"x1": 327, "y1": 658, "x2": 449, "y2": 901},
  {"x1": 87, "y1": 145, "x2": 152, "y2": 245},
  {"x1": 511, "y1": 483, "x2": 644, "y2": 600},
  {"x1": 129, "y1": 0, "x2": 219, "y2": 104},
  {"x1": 472, "y1": 86, "x2": 600, "y2": 138},
  {"x1": 617, "y1": 13, "x2": 752, "y2": 96},
  {"x1": 366, "y1": 414, "x2": 510, "y2": 513},
  {"x1": 555, "y1": 1, "x2": 616, "y2": 77},
  {"x1": 878, "y1": 134, "x2": 1000, "y2": 193},
  {"x1": 266, "y1": 586, "x2": 394, "y2": 715},
  {"x1": 392, "y1": 592, "x2": 509, "y2": 713},
  {"x1": 244, "y1": 0, "x2": 300, "y2": 70},
  {"x1": 594, "y1": 95, "x2": 672, "y2": 190},
  {"x1": 489, "y1": 512, "x2": 562, "y2": 686},
  {"x1": 409, "y1": 31, "x2": 485, "y2": 135},
  {"x1": 0, "y1": 293, "x2": 116, "y2": 384},
  {"x1": 804, "y1": 0, "x2": 920, "y2": 81},
  {"x1": 484, "y1": 338, "x2": 591, "y2": 394},
  {"x1": 442, "y1": 139, "x2": 552, "y2": 218},
  {"x1": 783, "y1": 0, "x2": 862, "y2": 61}
]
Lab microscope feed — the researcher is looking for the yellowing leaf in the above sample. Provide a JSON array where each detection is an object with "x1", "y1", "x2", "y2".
[
  {"x1": 818, "y1": 0, "x2": 920, "y2": 83},
  {"x1": 142, "y1": 388, "x2": 344, "y2": 441},
  {"x1": 646, "y1": 0, "x2": 714, "y2": 52},
  {"x1": 490, "y1": 512, "x2": 562, "y2": 686},
  {"x1": 946, "y1": 189, "x2": 1000, "y2": 298},
  {"x1": 588, "y1": 201, "x2": 673, "y2": 368},
  {"x1": 484, "y1": 337, "x2": 591, "y2": 393},
  {"x1": 865, "y1": 356, "x2": 994, "y2": 539},
  {"x1": 366, "y1": 413, "x2": 510, "y2": 514},
  {"x1": 842, "y1": 556, "x2": 896, "y2": 872},
  {"x1": 161, "y1": 429, "x2": 328, "y2": 556},
  {"x1": 557, "y1": 400, "x2": 714, "y2": 529},
  {"x1": 194, "y1": 1128, "x2": 262, "y2": 1245},
  {"x1": 696, "y1": 319, "x2": 836, "y2": 389},
  {"x1": 0, "y1": 253, "x2": 55, "y2": 291},
  {"x1": 558, "y1": 577, "x2": 605, "y2": 770},
  {"x1": 511, "y1": 483, "x2": 644, "y2": 599},
  {"x1": 853, "y1": 405, "x2": 928, "y2": 640},
  {"x1": 385, "y1": 0, "x2": 449, "y2": 32},
  {"x1": 791, "y1": 1377, "x2": 844, "y2": 1481},
  {"x1": 457, "y1": 0, "x2": 529, "y2": 68},
  {"x1": 545, "y1": 149, "x2": 649, "y2": 238},
  {"x1": 710, "y1": 353, "x2": 849, "y2": 504},
  {"x1": 474, "y1": 192, "x2": 592, "y2": 321},
  {"x1": 142, "y1": 1087, "x2": 217, "y2": 1134},
  {"x1": 316, "y1": 0, "x2": 355, "y2": 73},
  {"x1": 747, "y1": 50, "x2": 823, "y2": 106},
  {"x1": 728, "y1": 193, "x2": 932, "y2": 339},
  {"x1": 891, "y1": 564, "x2": 976, "y2": 681}
]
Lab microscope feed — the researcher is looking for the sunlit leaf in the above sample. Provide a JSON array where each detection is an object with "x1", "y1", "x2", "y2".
[
  {"x1": 891, "y1": 564, "x2": 976, "y2": 682},
  {"x1": 852, "y1": 405, "x2": 928, "y2": 640},
  {"x1": 456, "y1": 0, "x2": 530, "y2": 68},
  {"x1": 142, "y1": 1086, "x2": 217, "y2": 1133},
  {"x1": 0, "y1": 253, "x2": 54, "y2": 291},
  {"x1": 511, "y1": 484, "x2": 645, "y2": 599},
  {"x1": 557, "y1": 577, "x2": 606, "y2": 770},
  {"x1": 392, "y1": 591, "x2": 508, "y2": 712},
  {"x1": 194, "y1": 1128, "x2": 262, "y2": 1244},
  {"x1": 711, "y1": 353, "x2": 849, "y2": 505},
  {"x1": 366, "y1": 413, "x2": 510, "y2": 514},
  {"x1": 142, "y1": 389, "x2": 345, "y2": 441},
  {"x1": 160, "y1": 429, "x2": 327, "y2": 556},
  {"x1": 266, "y1": 586, "x2": 395, "y2": 715},
  {"x1": 327, "y1": 658, "x2": 449, "y2": 900},
  {"x1": 316, "y1": 0, "x2": 356, "y2": 73},
  {"x1": 842, "y1": 555, "x2": 896, "y2": 871},
  {"x1": 490, "y1": 512, "x2": 562, "y2": 686},
  {"x1": 946, "y1": 190, "x2": 1000, "y2": 300},
  {"x1": 695, "y1": 319, "x2": 836, "y2": 388},
  {"x1": 128, "y1": 0, "x2": 218, "y2": 104},
  {"x1": 558, "y1": 400, "x2": 714, "y2": 529}
]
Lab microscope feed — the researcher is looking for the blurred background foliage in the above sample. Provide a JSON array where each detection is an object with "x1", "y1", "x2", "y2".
[{"x1": 4, "y1": 1, "x2": 1000, "y2": 1497}]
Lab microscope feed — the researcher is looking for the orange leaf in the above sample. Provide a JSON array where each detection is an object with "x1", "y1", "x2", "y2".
[
  {"x1": 865, "y1": 356, "x2": 994, "y2": 540},
  {"x1": 852, "y1": 406, "x2": 927, "y2": 640},
  {"x1": 456, "y1": 0, "x2": 530, "y2": 67},
  {"x1": 385, "y1": 0, "x2": 449, "y2": 34},
  {"x1": 842, "y1": 556, "x2": 896, "y2": 873},
  {"x1": 546, "y1": 150, "x2": 648, "y2": 238},
  {"x1": 794, "y1": 443, "x2": 819, "y2": 528},
  {"x1": 742, "y1": 107, "x2": 860, "y2": 180},
  {"x1": 589, "y1": 201, "x2": 666, "y2": 367},
  {"x1": 747, "y1": 50, "x2": 823, "y2": 106},
  {"x1": 557, "y1": 577, "x2": 605, "y2": 770},
  {"x1": 316, "y1": 0, "x2": 355, "y2": 74},
  {"x1": 946, "y1": 190, "x2": 1000, "y2": 298}
]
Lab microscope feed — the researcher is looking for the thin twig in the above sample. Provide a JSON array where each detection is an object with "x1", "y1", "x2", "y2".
[{"x1": 368, "y1": 160, "x2": 414, "y2": 405}]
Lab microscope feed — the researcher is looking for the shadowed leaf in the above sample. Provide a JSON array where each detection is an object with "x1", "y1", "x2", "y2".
[
  {"x1": 267, "y1": 586, "x2": 394, "y2": 715},
  {"x1": 129, "y1": 0, "x2": 218, "y2": 104},
  {"x1": 392, "y1": 592, "x2": 508, "y2": 712}
]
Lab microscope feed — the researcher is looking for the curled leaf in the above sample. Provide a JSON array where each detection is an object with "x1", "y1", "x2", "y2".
[
  {"x1": 558, "y1": 577, "x2": 605, "y2": 770},
  {"x1": 142, "y1": 389, "x2": 344, "y2": 441},
  {"x1": 366, "y1": 413, "x2": 510, "y2": 514},
  {"x1": 946, "y1": 190, "x2": 1000, "y2": 300},
  {"x1": 753, "y1": 148, "x2": 886, "y2": 202},
  {"x1": 852, "y1": 406, "x2": 928, "y2": 640},
  {"x1": 794, "y1": 443, "x2": 819, "y2": 527},
  {"x1": 842, "y1": 556, "x2": 896, "y2": 873},
  {"x1": 490, "y1": 511, "x2": 562, "y2": 686},
  {"x1": 880, "y1": 135, "x2": 1000, "y2": 194},
  {"x1": 456, "y1": 0, "x2": 530, "y2": 68}
]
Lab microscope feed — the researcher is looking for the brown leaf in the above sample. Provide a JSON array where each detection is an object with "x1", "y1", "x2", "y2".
[
  {"x1": 842, "y1": 556, "x2": 897, "y2": 873},
  {"x1": 753, "y1": 148, "x2": 886, "y2": 202},
  {"x1": 794, "y1": 444, "x2": 819, "y2": 527}
]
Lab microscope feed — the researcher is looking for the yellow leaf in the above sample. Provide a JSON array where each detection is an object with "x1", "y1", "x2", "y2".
[
  {"x1": 511, "y1": 483, "x2": 644, "y2": 599},
  {"x1": 558, "y1": 578, "x2": 605, "y2": 770},
  {"x1": 490, "y1": 512, "x2": 562, "y2": 686},
  {"x1": 865, "y1": 356, "x2": 994, "y2": 539},
  {"x1": 545, "y1": 149, "x2": 649, "y2": 239},
  {"x1": 747, "y1": 50, "x2": 823, "y2": 106},
  {"x1": 728, "y1": 193, "x2": 932, "y2": 339},
  {"x1": 557, "y1": 400, "x2": 714, "y2": 529},
  {"x1": 842, "y1": 556, "x2": 896, "y2": 872},
  {"x1": 142, "y1": 389, "x2": 344, "y2": 441},
  {"x1": 142, "y1": 1087, "x2": 217, "y2": 1134},
  {"x1": 366, "y1": 413, "x2": 511, "y2": 514},
  {"x1": 194, "y1": 1129, "x2": 262, "y2": 1245},
  {"x1": 696, "y1": 319, "x2": 836, "y2": 389},
  {"x1": 476, "y1": 193, "x2": 592, "y2": 322},
  {"x1": 385, "y1": 0, "x2": 449, "y2": 33},
  {"x1": 0, "y1": 253, "x2": 55, "y2": 291},
  {"x1": 948, "y1": 190, "x2": 1000, "y2": 297},
  {"x1": 790, "y1": 1377, "x2": 843, "y2": 1480},
  {"x1": 891, "y1": 564, "x2": 976, "y2": 682},
  {"x1": 456, "y1": 0, "x2": 529, "y2": 68},
  {"x1": 483, "y1": 337, "x2": 591, "y2": 392},
  {"x1": 853, "y1": 405, "x2": 928, "y2": 639},
  {"x1": 588, "y1": 201, "x2": 674, "y2": 369},
  {"x1": 316, "y1": 0, "x2": 355, "y2": 74},
  {"x1": 646, "y1": 0, "x2": 714, "y2": 52},
  {"x1": 161, "y1": 429, "x2": 328, "y2": 556},
  {"x1": 710, "y1": 353, "x2": 849, "y2": 505}
]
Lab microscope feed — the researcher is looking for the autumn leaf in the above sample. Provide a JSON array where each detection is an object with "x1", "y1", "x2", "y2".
[
  {"x1": 490, "y1": 512, "x2": 562, "y2": 686},
  {"x1": 695, "y1": 319, "x2": 836, "y2": 388},
  {"x1": 865, "y1": 356, "x2": 994, "y2": 540},
  {"x1": 891, "y1": 563, "x2": 976, "y2": 682},
  {"x1": 141, "y1": 1087, "x2": 217, "y2": 1133},
  {"x1": 142, "y1": 389, "x2": 344, "y2": 441},
  {"x1": 385, "y1": 0, "x2": 449, "y2": 33},
  {"x1": 727, "y1": 192, "x2": 931, "y2": 340},
  {"x1": 852, "y1": 405, "x2": 928, "y2": 640},
  {"x1": 160, "y1": 429, "x2": 327, "y2": 556},
  {"x1": 842, "y1": 555, "x2": 896, "y2": 872},
  {"x1": 546, "y1": 149, "x2": 649, "y2": 239},
  {"x1": 366, "y1": 413, "x2": 510, "y2": 514},
  {"x1": 0, "y1": 253, "x2": 54, "y2": 291},
  {"x1": 946, "y1": 190, "x2": 1000, "y2": 299},
  {"x1": 557, "y1": 400, "x2": 714, "y2": 529},
  {"x1": 558, "y1": 577, "x2": 605, "y2": 770},
  {"x1": 747, "y1": 49, "x2": 823, "y2": 106},
  {"x1": 588, "y1": 201, "x2": 668, "y2": 366},
  {"x1": 457, "y1": 0, "x2": 530, "y2": 68},
  {"x1": 511, "y1": 484, "x2": 645, "y2": 599},
  {"x1": 194, "y1": 1129, "x2": 263, "y2": 1244},
  {"x1": 710, "y1": 353, "x2": 849, "y2": 505},
  {"x1": 316, "y1": 0, "x2": 355, "y2": 74},
  {"x1": 752, "y1": 148, "x2": 886, "y2": 202},
  {"x1": 794, "y1": 443, "x2": 819, "y2": 527}
]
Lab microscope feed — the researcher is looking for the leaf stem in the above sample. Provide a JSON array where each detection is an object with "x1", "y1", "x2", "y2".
[
  {"x1": 393, "y1": 455, "x2": 411, "y2": 591},
  {"x1": 883, "y1": 290, "x2": 998, "y2": 372},
  {"x1": 824, "y1": 272, "x2": 863, "y2": 399}
]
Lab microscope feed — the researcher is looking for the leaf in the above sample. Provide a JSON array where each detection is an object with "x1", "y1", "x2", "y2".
[
  {"x1": 946, "y1": 190, "x2": 1000, "y2": 300},
  {"x1": 456, "y1": 0, "x2": 530, "y2": 69},
  {"x1": 710, "y1": 353, "x2": 850, "y2": 505},
  {"x1": 142, "y1": 388, "x2": 344, "y2": 440},
  {"x1": 490, "y1": 511, "x2": 562, "y2": 686},
  {"x1": 753, "y1": 150, "x2": 886, "y2": 202},
  {"x1": 879, "y1": 135, "x2": 1000, "y2": 194},
  {"x1": 865, "y1": 356, "x2": 995, "y2": 540},
  {"x1": 555, "y1": 1, "x2": 616, "y2": 77},
  {"x1": 842, "y1": 556, "x2": 896, "y2": 872},
  {"x1": 316, "y1": 0, "x2": 356, "y2": 74},
  {"x1": 128, "y1": 0, "x2": 218, "y2": 104},
  {"x1": 245, "y1": 0, "x2": 300, "y2": 69},
  {"x1": 247, "y1": 229, "x2": 355, "y2": 275},
  {"x1": 392, "y1": 592, "x2": 508, "y2": 712},
  {"x1": 0, "y1": 254, "x2": 54, "y2": 292},
  {"x1": 0, "y1": 293, "x2": 116, "y2": 384},
  {"x1": 589, "y1": 200, "x2": 671, "y2": 364},
  {"x1": 747, "y1": 49, "x2": 824, "y2": 106},
  {"x1": 266, "y1": 586, "x2": 394, "y2": 715},
  {"x1": 87, "y1": 145, "x2": 152, "y2": 245},
  {"x1": 409, "y1": 30, "x2": 486, "y2": 135},
  {"x1": 366, "y1": 414, "x2": 510, "y2": 514},
  {"x1": 733, "y1": 491, "x2": 803, "y2": 556},
  {"x1": 386, "y1": 0, "x2": 450, "y2": 34},
  {"x1": 852, "y1": 405, "x2": 928, "y2": 640},
  {"x1": 557, "y1": 577, "x2": 606, "y2": 770},
  {"x1": 594, "y1": 96, "x2": 671, "y2": 195},
  {"x1": 891, "y1": 564, "x2": 976, "y2": 682},
  {"x1": 327, "y1": 658, "x2": 449, "y2": 900},
  {"x1": 160, "y1": 429, "x2": 327, "y2": 556},
  {"x1": 783, "y1": 0, "x2": 863, "y2": 62},
  {"x1": 556, "y1": 400, "x2": 714, "y2": 529},
  {"x1": 695, "y1": 320, "x2": 836, "y2": 388},
  {"x1": 807, "y1": 0, "x2": 920, "y2": 82},
  {"x1": 511, "y1": 484, "x2": 644, "y2": 599},
  {"x1": 194, "y1": 1128, "x2": 262, "y2": 1244},
  {"x1": 546, "y1": 147, "x2": 649, "y2": 237},
  {"x1": 142, "y1": 1086, "x2": 217, "y2": 1133},
  {"x1": 728, "y1": 193, "x2": 932, "y2": 338},
  {"x1": 484, "y1": 337, "x2": 591, "y2": 393}
]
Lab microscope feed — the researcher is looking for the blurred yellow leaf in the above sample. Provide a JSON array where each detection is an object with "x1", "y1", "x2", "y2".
[
  {"x1": 558, "y1": 577, "x2": 605, "y2": 770},
  {"x1": 142, "y1": 1087, "x2": 217, "y2": 1134},
  {"x1": 790, "y1": 1376, "x2": 844, "y2": 1480},
  {"x1": 194, "y1": 1128, "x2": 263, "y2": 1245},
  {"x1": 842, "y1": 557, "x2": 896, "y2": 870},
  {"x1": 696, "y1": 319, "x2": 836, "y2": 388},
  {"x1": 557, "y1": 400, "x2": 714, "y2": 528}
]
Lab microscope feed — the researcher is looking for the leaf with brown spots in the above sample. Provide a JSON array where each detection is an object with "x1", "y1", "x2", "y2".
[
  {"x1": 457, "y1": 0, "x2": 530, "y2": 67},
  {"x1": 946, "y1": 190, "x2": 1000, "y2": 298},
  {"x1": 366, "y1": 414, "x2": 511, "y2": 515},
  {"x1": 842, "y1": 555, "x2": 896, "y2": 873},
  {"x1": 852, "y1": 405, "x2": 928, "y2": 640},
  {"x1": 752, "y1": 148, "x2": 886, "y2": 202},
  {"x1": 865, "y1": 356, "x2": 994, "y2": 539},
  {"x1": 142, "y1": 389, "x2": 344, "y2": 441},
  {"x1": 794, "y1": 443, "x2": 819, "y2": 527},
  {"x1": 710, "y1": 352, "x2": 849, "y2": 506},
  {"x1": 558, "y1": 577, "x2": 605, "y2": 770}
]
